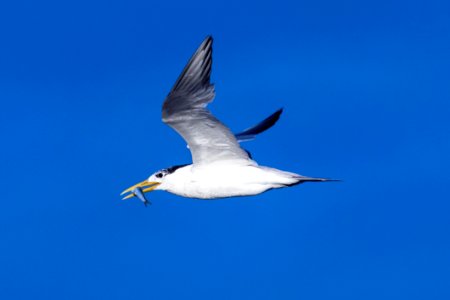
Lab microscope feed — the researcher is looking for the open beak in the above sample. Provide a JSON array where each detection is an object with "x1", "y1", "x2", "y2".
[{"x1": 120, "y1": 180, "x2": 161, "y2": 200}]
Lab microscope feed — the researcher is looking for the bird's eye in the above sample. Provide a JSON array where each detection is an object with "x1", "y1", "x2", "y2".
[{"x1": 155, "y1": 173, "x2": 163, "y2": 178}]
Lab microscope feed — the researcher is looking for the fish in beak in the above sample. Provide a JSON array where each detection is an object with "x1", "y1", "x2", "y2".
[{"x1": 121, "y1": 180, "x2": 161, "y2": 206}]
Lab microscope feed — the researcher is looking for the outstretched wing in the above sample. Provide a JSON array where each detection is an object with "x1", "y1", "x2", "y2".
[
  {"x1": 235, "y1": 108, "x2": 283, "y2": 142},
  {"x1": 162, "y1": 36, "x2": 253, "y2": 166}
]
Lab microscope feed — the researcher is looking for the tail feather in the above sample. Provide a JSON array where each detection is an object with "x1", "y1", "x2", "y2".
[{"x1": 286, "y1": 176, "x2": 341, "y2": 187}]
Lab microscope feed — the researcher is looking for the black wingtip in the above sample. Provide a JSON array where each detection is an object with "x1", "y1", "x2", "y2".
[
  {"x1": 201, "y1": 35, "x2": 213, "y2": 48},
  {"x1": 272, "y1": 107, "x2": 283, "y2": 121},
  {"x1": 265, "y1": 107, "x2": 283, "y2": 125},
  {"x1": 234, "y1": 108, "x2": 284, "y2": 139},
  {"x1": 168, "y1": 35, "x2": 215, "y2": 96}
]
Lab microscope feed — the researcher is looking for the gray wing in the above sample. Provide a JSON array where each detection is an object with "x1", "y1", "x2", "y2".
[{"x1": 162, "y1": 36, "x2": 252, "y2": 166}]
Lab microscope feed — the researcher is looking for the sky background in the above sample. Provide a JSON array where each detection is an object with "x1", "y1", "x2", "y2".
[{"x1": 1, "y1": 0, "x2": 449, "y2": 299}]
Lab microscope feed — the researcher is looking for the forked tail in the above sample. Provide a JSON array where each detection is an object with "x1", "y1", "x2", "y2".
[{"x1": 286, "y1": 176, "x2": 340, "y2": 187}]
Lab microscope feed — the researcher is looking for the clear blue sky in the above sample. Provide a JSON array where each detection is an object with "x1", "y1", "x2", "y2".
[{"x1": 1, "y1": 0, "x2": 449, "y2": 299}]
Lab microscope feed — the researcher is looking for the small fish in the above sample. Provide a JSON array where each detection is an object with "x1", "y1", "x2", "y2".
[{"x1": 132, "y1": 187, "x2": 151, "y2": 206}]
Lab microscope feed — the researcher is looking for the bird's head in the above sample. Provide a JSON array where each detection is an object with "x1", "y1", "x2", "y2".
[{"x1": 120, "y1": 164, "x2": 188, "y2": 202}]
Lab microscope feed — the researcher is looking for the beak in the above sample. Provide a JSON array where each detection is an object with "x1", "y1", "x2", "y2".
[{"x1": 120, "y1": 180, "x2": 161, "y2": 200}]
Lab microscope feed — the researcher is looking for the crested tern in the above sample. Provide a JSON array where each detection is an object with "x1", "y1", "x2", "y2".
[{"x1": 121, "y1": 36, "x2": 335, "y2": 204}]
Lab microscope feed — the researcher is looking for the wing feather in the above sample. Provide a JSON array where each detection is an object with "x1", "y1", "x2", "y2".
[{"x1": 162, "y1": 36, "x2": 252, "y2": 166}]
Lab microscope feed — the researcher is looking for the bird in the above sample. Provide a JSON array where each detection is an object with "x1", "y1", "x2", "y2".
[{"x1": 121, "y1": 36, "x2": 335, "y2": 205}]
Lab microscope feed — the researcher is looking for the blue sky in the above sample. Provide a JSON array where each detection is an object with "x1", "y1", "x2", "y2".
[{"x1": 1, "y1": 0, "x2": 449, "y2": 299}]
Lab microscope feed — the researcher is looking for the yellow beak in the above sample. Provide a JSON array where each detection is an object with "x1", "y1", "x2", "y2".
[{"x1": 120, "y1": 180, "x2": 161, "y2": 200}]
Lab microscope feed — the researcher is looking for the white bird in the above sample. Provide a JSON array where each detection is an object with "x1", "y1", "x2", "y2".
[{"x1": 121, "y1": 36, "x2": 335, "y2": 205}]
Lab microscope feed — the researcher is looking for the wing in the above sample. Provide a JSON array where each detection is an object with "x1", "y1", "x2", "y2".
[
  {"x1": 162, "y1": 36, "x2": 252, "y2": 166},
  {"x1": 235, "y1": 108, "x2": 283, "y2": 142}
]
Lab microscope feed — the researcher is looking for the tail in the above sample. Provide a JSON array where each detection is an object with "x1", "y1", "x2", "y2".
[{"x1": 286, "y1": 176, "x2": 341, "y2": 187}]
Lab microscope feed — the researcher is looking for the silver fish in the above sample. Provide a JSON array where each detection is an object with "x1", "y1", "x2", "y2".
[{"x1": 132, "y1": 187, "x2": 151, "y2": 206}]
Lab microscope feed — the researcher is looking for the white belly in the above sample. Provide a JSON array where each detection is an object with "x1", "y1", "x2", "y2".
[
  {"x1": 176, "y1": 181, "x2": 271, "y2": 199},
  {"x1": 162, "y1": 164, "x2": 301, "y2": 199}
]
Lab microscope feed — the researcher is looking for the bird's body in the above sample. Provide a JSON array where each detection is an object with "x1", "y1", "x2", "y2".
[
  {"x1": 121, "y1": 36, "x2": 334, "y2": 204},
  {"x1": 157, "y1": 163, "x2": 320, "y2": 199}
]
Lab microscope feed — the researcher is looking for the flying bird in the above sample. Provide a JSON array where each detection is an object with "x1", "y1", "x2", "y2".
[{"x1": 121, "y1": 36, "x2": 335, "y2": 205}]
